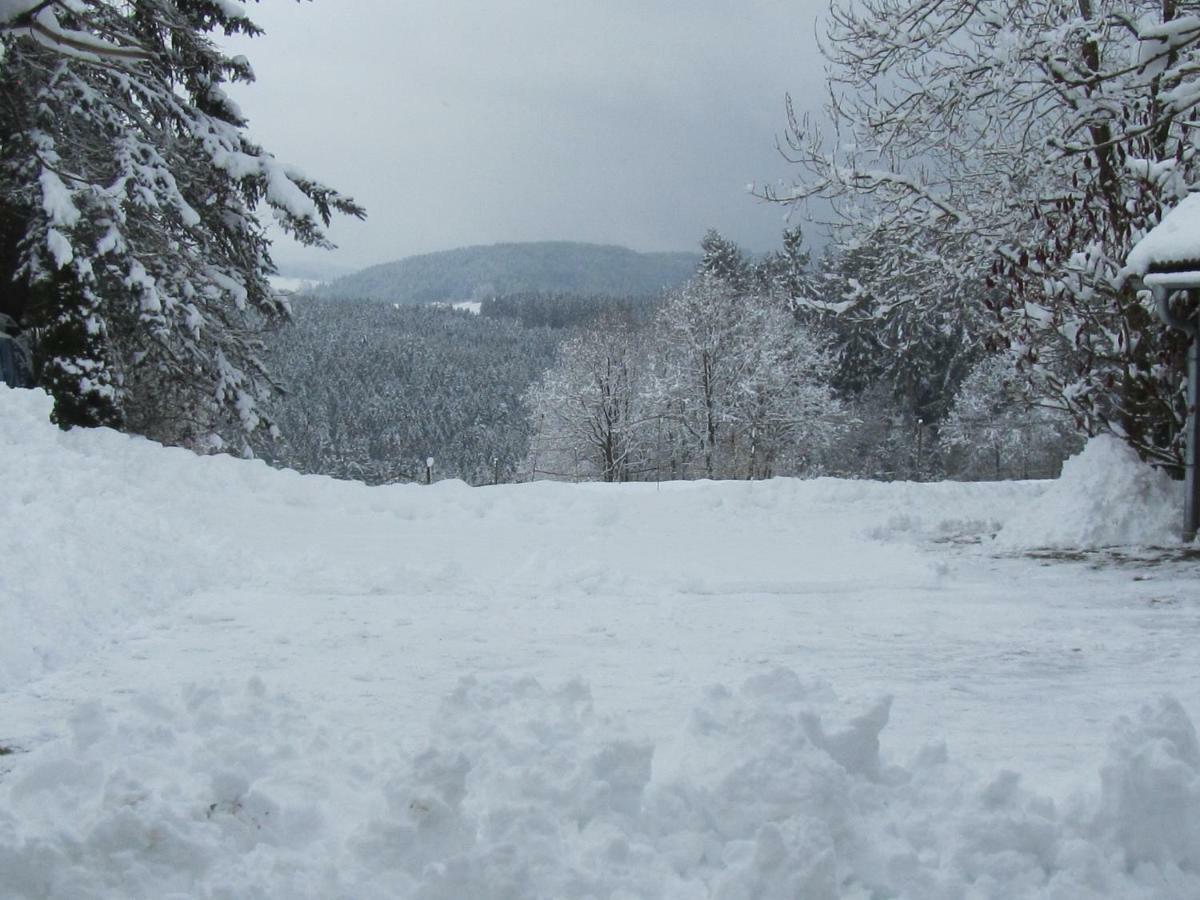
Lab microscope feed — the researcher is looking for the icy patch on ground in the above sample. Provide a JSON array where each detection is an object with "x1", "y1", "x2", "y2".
[
  {"x1": 994, "y1": 435, "x2": 1183, "y2": 549},
  {"x1": 1, "y1": 671, "x2": 1198, "y2": 898}
]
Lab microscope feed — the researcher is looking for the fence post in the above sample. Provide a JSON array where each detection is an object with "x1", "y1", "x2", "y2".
[{"x1": 915, "y1": 417, "x2": 925, "y2": 482}]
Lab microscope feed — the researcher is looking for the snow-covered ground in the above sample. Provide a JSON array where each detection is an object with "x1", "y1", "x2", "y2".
[{"x1": 2, "y1": 385, "x2": 1198, "y2": 898}]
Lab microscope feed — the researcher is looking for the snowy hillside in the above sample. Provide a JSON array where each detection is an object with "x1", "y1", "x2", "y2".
[
  {"x1": 2, "y1": 385, "x2": 1198, "y2": 898},
  {"x1": 317, "y1": 242, "x2": 700, "y2": 304}
]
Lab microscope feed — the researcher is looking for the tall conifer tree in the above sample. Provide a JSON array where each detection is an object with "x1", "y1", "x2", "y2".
[{"x1": 0, "y1": 1, "x2": 363, "y2": 448}]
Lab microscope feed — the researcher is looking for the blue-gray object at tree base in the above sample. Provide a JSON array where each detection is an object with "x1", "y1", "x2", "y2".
[{"x1": 0, "y1": 315, "x2": 34, "y2": 388}]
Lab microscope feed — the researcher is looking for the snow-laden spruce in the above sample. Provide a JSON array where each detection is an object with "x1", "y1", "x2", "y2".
[{"x1": 0, "y1": 1, "x2": 362, "y2": 449}]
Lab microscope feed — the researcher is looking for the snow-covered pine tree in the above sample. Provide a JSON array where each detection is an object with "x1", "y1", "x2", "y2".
[
  {"x1": 0, "y1": 1, "x2": 363, "y2": 448},
  {"x1": 698, "y1": 229, "x2": 752, "y2": 294},
  {"x1": 757, "y1": 225, "x2": 814, "y2": 309},
  {"x1": 0, "y1": 1, "x2": 148, "y2": 60},
  {"x1": 823, "y1": 233, "x2": 987, "y2": 427}
]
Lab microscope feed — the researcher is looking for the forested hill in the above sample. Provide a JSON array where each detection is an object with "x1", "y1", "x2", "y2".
[{"x1": 316, "y1": 242, "x2": 700, "y2": 303}]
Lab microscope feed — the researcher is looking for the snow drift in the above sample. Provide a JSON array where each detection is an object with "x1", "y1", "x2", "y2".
[
  {"x1": 3, "y1": 385, "x2": 1199, "y2": 897},
  {"x1": 994, "y1": 434, "x2": 1183, "y2": 549},
  {"x1": 0, "y1": 384, "x2": 1056, "y2": 694},
  {"x1": 0, "y1": 388, "x2": 236, "y2": 689}
]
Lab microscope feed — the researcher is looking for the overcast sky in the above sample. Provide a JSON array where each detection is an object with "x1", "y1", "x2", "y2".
[{"x1": 226, "y1": 0, "x2": 830, "y2": 274}]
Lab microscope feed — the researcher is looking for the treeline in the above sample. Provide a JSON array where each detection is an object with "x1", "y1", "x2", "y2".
[
  {"x1": 256, "y1": 301, "x2": 560, "y2": 485},
  {"x1": 6, "y1": 2, "x2": 1193, "y2": 488},
  {"x1": 480, "y1": 292, "x2": 660, "y2": 330},
  {"x1": 523, "y1": 229, "x2": 1081, "y2": 484},
  {"x1": 260, "y1": 225, "x2": 1080, "y2": 488}
]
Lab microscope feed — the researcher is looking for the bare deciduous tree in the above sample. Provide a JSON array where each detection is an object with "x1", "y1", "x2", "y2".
[{"x1": 524, "y1": 316, "x2": 648, "y2": 483}]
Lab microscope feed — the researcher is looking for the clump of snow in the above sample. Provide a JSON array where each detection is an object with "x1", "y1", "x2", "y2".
[
  {"x1": 1098, "y1": 696, "x2": 1200, "y2": 874},
  {"x1": 2, "y1": 669, "x2": 1199, "y2": 898},
  {"x1": 994, "y1": 435, "x2": 1182, "y2": 548},
  {"x1": 0, "y1": 0, "x2": 40, "y2": 24},
  {"x1": 268, "y1": 275, "x2": 321, "y2": 295},
  {"x1": 38, "y1": 168, "x2": 80, "y2": 229}
]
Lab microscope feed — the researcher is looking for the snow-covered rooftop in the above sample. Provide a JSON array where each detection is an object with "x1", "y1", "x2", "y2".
[{"x1": 1127, "y1": 192, "x2": 1200, "y2": 280}]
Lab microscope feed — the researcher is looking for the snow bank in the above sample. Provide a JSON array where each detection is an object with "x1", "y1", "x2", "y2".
[
  {"x1": 1, "y1": 670, "x2": 1198, "y2": 898},
  {"x1": 0, "y1": 388, "x2": 239, "y2": 689},
  {"x1": 0, "y1": 386, "x2": 402, "y2": 690},
  {"x1": 0, "y1": 381, "x2": 1175, "y2": 703},
  {"x1": 0, "y1": 384, "x2": 1040, "y2": 692},
  {"x1": 994, "y1": 435, "x2": 1183, "y2": 549},
  {"x1": 804, "y1": 475, "x2": 1043, "y2": 545}
]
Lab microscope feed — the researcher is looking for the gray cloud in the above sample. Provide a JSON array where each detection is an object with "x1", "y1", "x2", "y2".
[{"x1": 227, "y1": 0, "x2": 830, "y2": 272}]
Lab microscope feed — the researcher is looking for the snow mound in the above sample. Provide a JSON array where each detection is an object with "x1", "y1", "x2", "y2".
[
  {"x1": 0, "y1": 388, "x2": 243, "y2": 689},
  {"x1": 995, "y1": 435, "x2": 1183, "y2": 549},
  {"x1": 0, "y1": 386, "x2": 404, "y2": 691},
  {"x1": 1, "y1": 671, "x2": 1198, "y2": 898},
  {"x1": 0, "y1": 384, "x2": 1048, "y2": 693}
]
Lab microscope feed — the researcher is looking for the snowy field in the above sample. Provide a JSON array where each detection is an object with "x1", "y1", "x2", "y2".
[{"x1": 2, "y1": 384, "x2": 1198, "y2": 898}]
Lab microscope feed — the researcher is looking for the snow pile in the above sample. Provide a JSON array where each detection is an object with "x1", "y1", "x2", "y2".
[
  {"x1": 2, "y1": 670, "x2": 1199, "y2": 898},
  {"x1": 391, "y1": 672, "x2": 1200, "y2": 899},
  {"x1": 0, "y1": 383, "x2": 1036, "y2": 694},
  {"x1": 0, "y1": 387, "x2": 242, "y2": 689},
  {"x1": 1098, "y1": 697, "x2": 1200, "y2": 877},
  {"x1": 994, "y1": 434, "x2": 1183, "y2": 548},
  {"x1": 0, "y1": 385, "x2": 401, "y2": 690}
]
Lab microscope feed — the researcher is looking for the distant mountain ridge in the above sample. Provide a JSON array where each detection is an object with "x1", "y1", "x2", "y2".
[{"x1": 316, "y1": 242, "x2": 701, "y2": 303}]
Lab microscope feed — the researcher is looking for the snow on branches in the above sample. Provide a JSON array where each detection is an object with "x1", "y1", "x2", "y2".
[
  {"x1": 524, "y1": 256, "x2": 842, "y2": 484},
  {"x1": 0, "y1": 1, "x2": 363, "y2": 449},
  {"x1": 772, "y1": 0, "x2": 1200, "y2": 469},
  {"x1": 0, "y1": 1, "x2": 151, "y2": 63}
]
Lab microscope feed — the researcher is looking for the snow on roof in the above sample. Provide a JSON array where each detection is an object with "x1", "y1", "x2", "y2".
[{"x1": 1127, "y1": 192, "x2": 1200, "y2": 276}]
